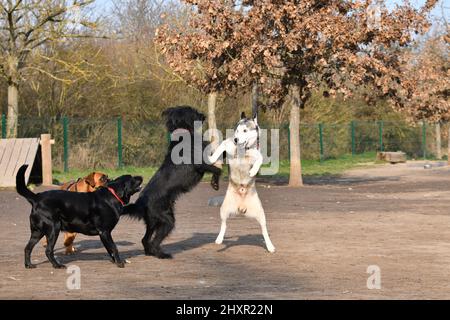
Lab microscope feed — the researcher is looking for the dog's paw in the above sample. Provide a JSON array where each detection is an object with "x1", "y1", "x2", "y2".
[
  {"x1": 65, "y1": 248, "x2": 77, "y2": 255},
  {"x1": 249, "y1": 168, "x2": 259, "y2": 178},
  {"x1": 25, "y1": 264, "x2": 37, "y2": 269},
  {"x1": 211, "y1": 176, "x2": 220, "y2": 191},
  {"x1": 156, "y1": 252, "x2": 173, "y2": 259},
  {"x1": 53, "y1": 264, "x2": 67, "y2": 269},
  {"x1": 215, "y1": 238, "x2": 223, "y2": 245},
  {"x1": 116, "y1": 261, "x2": 126, "y2": 268},
  {"x1": 267, "y1": 246, "x2": 276, "y2": 253}
]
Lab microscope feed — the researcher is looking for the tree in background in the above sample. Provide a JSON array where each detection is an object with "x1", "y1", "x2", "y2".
[
  {"x1": 0, "y1": 0, "x2": 97, "y2": 137},
  {"x1": 0, "y1": 0, "x2": 443, "y2": 172},
  {"x1": 0, "y1": 1, "x2": 248, "y2": 123},
  {"x1": 109, "y1": 0, "x2": 193, "y2": 119},
  {"x1": 397, "y1": 35, "x2": 449, "y2": 123},
  {"x1": 156, "y1": 0, "x2": 437, "y2": 187},
  {"x1": 396, "y1": 32, "x2": 449, "y2": 160},
  {"x1": 155, "y1": 1, "x2": 258, "y2": 148}
]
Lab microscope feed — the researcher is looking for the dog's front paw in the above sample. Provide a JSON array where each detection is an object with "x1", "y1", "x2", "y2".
[
  {"x1": 116, "y1": 261, "x2": 126, "y2": 268},
  {"x1": 53, "y1": 264, "x2": 67, "y2": 269},
  {"x1": 25, "y1": 264, "x2": 37, "y2": 269},
  {"x1": 65, "y1": 247, "x2": 76, "y2": 255},
  {"x1": 249, "y1": 168, "x2": 259, "y2": 178},
  {"x1": 211, "y1": 175, "x2": 220, "y2": 190}
]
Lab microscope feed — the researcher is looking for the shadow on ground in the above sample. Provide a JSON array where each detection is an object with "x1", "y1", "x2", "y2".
[
  {"x1": 257, "y1": 174, "x2": 400, "y2": 186},
  {"x1": 50, "y1": 233, "x2": 266, "y2": 265}
]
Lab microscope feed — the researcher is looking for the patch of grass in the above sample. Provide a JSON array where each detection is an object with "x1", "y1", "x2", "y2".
[
  {"x1": 265, "y1": 151, "x2": 378, "y2": 178},
  {"x1": 53, "y1": 152, "x2": 378, "y2": 184},
  {"x1": 53, "y1": 167, "x2": 158, "y2": 184}
]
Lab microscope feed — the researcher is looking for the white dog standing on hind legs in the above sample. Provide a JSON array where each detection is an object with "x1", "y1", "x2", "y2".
[{"x1": 209, "y1": 112, "x2": 276, "y2": 253}]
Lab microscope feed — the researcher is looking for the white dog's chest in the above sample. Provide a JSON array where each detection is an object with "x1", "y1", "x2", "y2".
[{"x1": 229, "y1": 155, "x2": 254, "y2": 185}]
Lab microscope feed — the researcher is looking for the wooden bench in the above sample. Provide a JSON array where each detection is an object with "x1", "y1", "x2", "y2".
[{"x1": 376, "y1": 151, "x2": 407, "y2": 164}]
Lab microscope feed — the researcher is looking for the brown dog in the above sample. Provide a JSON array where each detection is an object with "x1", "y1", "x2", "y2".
[{"x1": 42, "y1": 172, "x2": 109, "y2": 254}]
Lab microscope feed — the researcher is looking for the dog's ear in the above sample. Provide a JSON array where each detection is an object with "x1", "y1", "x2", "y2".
[
  {"x1": 253, "y1": 112, "x2": 258, "y2": 126},
  {"x1": 241, "y1": 112, "x2": 246, "y2": 120},
  {"x1": 162, "y1": 108, "x2": 172, "y2": 119},
  {"x1": 85, "y1": 173, "x2": 96, "y2": 187}
]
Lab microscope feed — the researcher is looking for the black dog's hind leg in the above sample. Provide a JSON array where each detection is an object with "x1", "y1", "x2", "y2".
[
  {"x1": 100, "y1": 235, "x2": 116, "y2": 263},
  {"x1": 142, "y1": 223, "x2": 156, "y2": 255},
  {"x1": 100, "y1": 231, "x2": 125, "y2": 268},
  {"x1": 146, "y1": 214, "x2": 175, "y2": 259},
  {"x1": 25, "y1": 230, "x2": 44, "y2": 269},
  {"x1": 45, "y1": 223, "x2": 66, "y2": 269}
]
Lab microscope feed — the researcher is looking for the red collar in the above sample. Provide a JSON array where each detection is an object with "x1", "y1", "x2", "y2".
[{"x1": 107, "y1": 187, "x2": 125, "y2": 206}]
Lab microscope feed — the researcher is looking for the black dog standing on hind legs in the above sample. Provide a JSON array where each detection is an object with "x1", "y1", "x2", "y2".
[{"x1": 123, "y1": 106, "x2": 222, "y2": 259}]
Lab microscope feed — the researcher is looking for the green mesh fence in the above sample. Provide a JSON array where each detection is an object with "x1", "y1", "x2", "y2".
[{"x1": 4, "y1": 115, "x2": 448, "y2": 171}]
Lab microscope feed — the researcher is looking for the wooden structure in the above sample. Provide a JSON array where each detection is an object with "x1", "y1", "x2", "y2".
[
  {"x1": 40, "y1": 134, "x2": 55, "y2": 186},
  {"x1": 0, "y1": 134, "x2": 54, "y2": 188},
  {"x1": 376, "y1": 151, "x2": 407, "y2": 164},
  {"x1": 0, "y1": 138, "x2": 39, "y2": 187}
]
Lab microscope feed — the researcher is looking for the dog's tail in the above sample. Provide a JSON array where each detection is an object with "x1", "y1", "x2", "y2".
[
  {"x1": 121, "y1": 202, "x2": 145, "y2": 220},
  {"x1": 16, "y1": 165, "x2": 38, "y2": 205}
]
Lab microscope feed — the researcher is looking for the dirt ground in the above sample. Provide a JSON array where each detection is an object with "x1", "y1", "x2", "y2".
[{"x1": 2, "y1": 161, "x2": 450, "y2": 300}]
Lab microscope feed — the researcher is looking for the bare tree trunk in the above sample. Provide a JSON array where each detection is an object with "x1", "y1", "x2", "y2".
[
  {"x1": 289, "y1": 85, "x2": 303, "y2": 187},
  {"x1": 7, "y1": 83, "x2": 19, "y2": 138},
  {"x1": 207, "y1": 91, "x2": 223, "y2": 170},
  {"x1": 436, "y1": 122, "x2": 442, "y2": 160},
  {"x1": 252, "y1": 82, "x2": 258, "y2": 117},
  {"x1": 208, "y1": 91, "x2": 219, "y2": 149},
  {"x1": 448, "y1": 125, "x2": 450, "y2": 165},
  {"x1": 208, "y1": 92, "x2": 223, "y2": 169}
]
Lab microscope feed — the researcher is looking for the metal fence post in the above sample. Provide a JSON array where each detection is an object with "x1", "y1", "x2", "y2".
[
  {"x1": 319, "y1": 123, "x2": 324, "y2": 162},
  {"x1": 378, "y1": 121, "x2": 384, "y2": 152},
  {"x1": 351, "y1": 121, "x2": 356, "y2": 155},
  {"x1": 117, "y1": 117, "x2": 123, "y2": 168},
  {"x1": 1, "y1": 114, "x2": 6, "y2": 139},
  {"x1": 63, "y1": 116, "x2": 69, "y2": 172},
  {"x1": 422, "y1": 120, "x2": 427, "y2": 159}
]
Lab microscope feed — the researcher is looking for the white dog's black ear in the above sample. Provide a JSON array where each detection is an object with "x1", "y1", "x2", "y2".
[
  {"x1": 241, "y1": 112, "x2": 246, "y2": 120},
  {"x1": 253, "y1": 112, "x2": 258, "y2": 126}
]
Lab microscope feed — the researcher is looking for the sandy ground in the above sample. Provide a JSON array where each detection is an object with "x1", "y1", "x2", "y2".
[{"x1": 1, "y1": 161, "x2": 450, "y2": 300}]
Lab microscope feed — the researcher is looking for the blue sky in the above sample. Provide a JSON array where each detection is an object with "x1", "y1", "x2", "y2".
[{"x1": 92, "y1": 0, "x2": 448, "y2": 24}]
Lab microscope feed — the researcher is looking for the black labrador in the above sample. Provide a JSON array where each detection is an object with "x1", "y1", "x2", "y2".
[{"x1": 16, "y1": 165, "x2": 143, "y2": 269}]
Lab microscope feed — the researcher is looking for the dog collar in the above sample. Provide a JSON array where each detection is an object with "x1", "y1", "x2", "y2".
[{"x1": 107, "y1": 187, "x2": 125, "y2": 206}]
